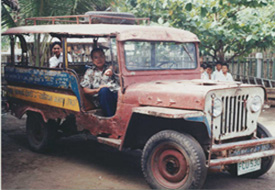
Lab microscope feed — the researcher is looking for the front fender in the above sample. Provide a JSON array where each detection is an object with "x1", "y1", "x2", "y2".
[{"x1": 132, "y1": 106, "x2": 211, "y2": 136}]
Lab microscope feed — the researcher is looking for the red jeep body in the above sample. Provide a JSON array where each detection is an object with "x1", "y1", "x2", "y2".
[{"x1": 3, "y1": 20, "x2": 275, "y2": 189}]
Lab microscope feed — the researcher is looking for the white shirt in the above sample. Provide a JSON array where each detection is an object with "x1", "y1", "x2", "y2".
[
  {"x1": 215, "y1": 72, "x2": 234, "y2": 82},
  {"x1": 201, "y1": 71, "x2": 213, "y2": 80},
  {"x1": 212, "y1": 70, "x2": 222, "y2": 80},
  {"x1": 49, "y1": 53, "x2": 72, "y2": 68}
]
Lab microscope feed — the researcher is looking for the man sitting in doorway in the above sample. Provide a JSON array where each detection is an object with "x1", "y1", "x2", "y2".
[
  {"x1": 80, "y1": 48, "x2": 119, "y2": 117},
  {"x1": 49, "y1": 41, "x2": 72, "y2": 68}
]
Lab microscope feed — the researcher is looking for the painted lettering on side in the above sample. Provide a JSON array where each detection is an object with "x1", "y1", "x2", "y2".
[
  {"x1": 4, "y1": 67, "x2": 81, "y2": 105},
  {"x1": 7, "y1": 86, "x2": 80, "y2": 112}
]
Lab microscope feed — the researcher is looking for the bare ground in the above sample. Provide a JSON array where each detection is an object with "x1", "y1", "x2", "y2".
[{"x1": 1, "y1": 107, "x2": 275, "y2": 189}]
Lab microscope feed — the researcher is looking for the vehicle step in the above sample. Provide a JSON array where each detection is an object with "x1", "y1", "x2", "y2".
[{"x1": 97, "y1": 137, "x2": 122, "y2": 149}]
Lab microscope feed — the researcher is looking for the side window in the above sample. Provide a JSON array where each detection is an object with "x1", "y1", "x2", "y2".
[
  {"x1": 67, "y1": 37, "x2": 119, "y2": 77},
  {"x1": 25, "y1": 34, "x2": 52, "y2": 67},
  {"x1": 104, "y1": 38, "x2": 119, "y2": 74},
  {"x1": 68, "y1": 43, "x2": 93, "y2": 64},
  {"x1": 1, "y1": 34, "x2": 51, "y2": 67},
  {"x1": 6, "y1": 35, "x2": 119, "y2": 72},
  {"x1": 1, "y1": 35, "x2": 21, "y2": 66}
]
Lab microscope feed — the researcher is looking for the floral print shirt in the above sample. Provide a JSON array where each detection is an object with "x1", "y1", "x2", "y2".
[{"x1": 80, "y1": 63, "x2": 119, "y2": 93}]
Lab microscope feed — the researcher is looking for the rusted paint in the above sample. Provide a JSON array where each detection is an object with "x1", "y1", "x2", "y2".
[
  {"x1": 9, "y1": 102, "x2": 72, "y2": 123},
  {"x1": 208, "y1": 136, "x2": 275, "y2": 167},
  {"x1": 97, "y1": 137, "x2": 121, "y2": 149},
  {"x1": 209, "y1": 149, "x2": 275, "y2": 166},
  {"x1": 117, "y1": 26, "x2": 199, "y2": 42},
  {"x1": 74, "y1": 91, "x2": 136, "y2": 139},
  {"x1": 2, "y1": 24, "x2": 199, "y2": 43},
  {"x1": 123, "y1": 80, "x2": 258, "y2": 111},
  {"x1": 211, "y1": 137, "x2": 275, "y2": 152},
  {"x1": 132, "y1": 106, "x2": 204, "y2": 119},
  {"x1": 4, "y1": 20, "x2": 271, "y2": 169},
  {"x1": 207, "y1": 96, "x2": 215, "y2": 165},
  {"x1": 8, "y1": 91, "x2": 133, "y2": 140}
]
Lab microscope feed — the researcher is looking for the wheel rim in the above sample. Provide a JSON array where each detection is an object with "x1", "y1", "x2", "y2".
[{"x1": 151, "y1": 142, "x2": 189, "y2": 189}]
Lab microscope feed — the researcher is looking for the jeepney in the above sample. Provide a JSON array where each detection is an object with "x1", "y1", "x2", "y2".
[{"x1": 2, "y1": 13, "x2": 275, "y2": 189}]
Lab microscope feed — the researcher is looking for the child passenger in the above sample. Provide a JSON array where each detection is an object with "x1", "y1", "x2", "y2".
[
  {"x1": 200, "y1": 63, "x2": 207, "y2": 79},
  {"x1": 215, "y1": 64, "x2": 234, "y2": 82},
  {"x1": 212, "y1": 62, "x2": 222, "y2": 80},
  {"x1": 201, "y1": 64, "x2": 213, "y2": 80}
]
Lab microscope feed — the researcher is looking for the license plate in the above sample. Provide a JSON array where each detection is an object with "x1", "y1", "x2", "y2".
[{"x1": 237, "y1": 158, "x2": 261, "y2": 176}]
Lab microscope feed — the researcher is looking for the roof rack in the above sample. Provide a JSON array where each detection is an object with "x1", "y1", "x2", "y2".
[{"x1": 25, "y1": 14, "x2": 150, "y2": 26}]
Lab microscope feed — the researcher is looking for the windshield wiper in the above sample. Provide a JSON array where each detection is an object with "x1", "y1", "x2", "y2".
[{"x1": 182, "y1": 45, "x2": 194, "y2": 62}]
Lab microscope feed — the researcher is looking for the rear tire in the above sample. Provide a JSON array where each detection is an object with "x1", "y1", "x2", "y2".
[
  {"x1": 141, "y1": 130, "x2": 207, "y2": 189},
  {"x1": 26, "y1": 112, "x2": 57, "y2": 152},
  {"x1": 227, "y1": 123, "x2": 274, "y2": 178}
]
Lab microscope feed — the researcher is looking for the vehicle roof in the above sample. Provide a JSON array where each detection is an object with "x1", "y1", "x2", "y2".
[{"x1": 2, "y1": 24, "x2": 200, "y2": 43}]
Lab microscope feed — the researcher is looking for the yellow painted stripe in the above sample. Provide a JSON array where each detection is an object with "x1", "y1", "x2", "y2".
[{"x1": 7, "y1": 86, "x2": 80, "y2": 112}]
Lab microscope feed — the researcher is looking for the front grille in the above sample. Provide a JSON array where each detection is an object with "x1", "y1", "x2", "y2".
[{"x1": 220, "y1": 95, "x2": 249, "y2": 135}]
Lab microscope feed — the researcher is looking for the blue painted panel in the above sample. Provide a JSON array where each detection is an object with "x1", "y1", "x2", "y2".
[
  {"x1": 4, "y1": 67, "x2": 81, "y2": 106},
  {"x1": 185, "y1": 116, "x2": 211, "y2": 136}
]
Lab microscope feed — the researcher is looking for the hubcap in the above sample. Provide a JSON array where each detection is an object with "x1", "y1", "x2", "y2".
[{"x1": 151, "y1": 143, "x2": 189, "y2": 188}]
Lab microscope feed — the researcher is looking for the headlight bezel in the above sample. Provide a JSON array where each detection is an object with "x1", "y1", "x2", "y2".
[
  {"x1": 249, "y1": 95, "x2": 263, "y2": 113},
  {"x1": 212, "y1": 97, "x2": 223, "y2": 117}
]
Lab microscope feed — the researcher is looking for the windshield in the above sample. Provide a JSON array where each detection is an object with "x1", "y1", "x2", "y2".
[{"x1": 124, "y1": 41, "x2": 197, "y2": 71}]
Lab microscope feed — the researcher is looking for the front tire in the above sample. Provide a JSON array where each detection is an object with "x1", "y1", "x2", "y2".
[
  {"x1": 227, "y1": 123, "x2": 275, "y2": 178},
  {"x1": 141, "y1": 130, "x2": 207, "y2": 189},
  {"x1": 26, "y1": 112, "x2": 57, "y2": 152}
]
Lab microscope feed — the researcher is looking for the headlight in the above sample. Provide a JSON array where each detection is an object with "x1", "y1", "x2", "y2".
[
  {"x1": 213, "y1": 98, "x2": 223, "y2": 117},
  {"x1": 250, "y1": 95, "x2": 262, "y2": 113}
]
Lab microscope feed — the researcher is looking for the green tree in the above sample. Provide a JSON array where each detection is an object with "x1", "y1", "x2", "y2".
[
  {"x1": 1, "y1": 0, "x2": 112, "y2": 28},
  {"x1": 18, "y1": 0, "x2": 111, "y2": 20},
  {"x1": 117, "y1": 0, "x2": 275, "y2": 64},
  {"x1": 1, "y1": 0, "x2": 112, "y2": 50}
]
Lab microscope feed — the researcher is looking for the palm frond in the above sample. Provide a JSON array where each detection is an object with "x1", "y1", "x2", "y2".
[{"x1": 1, "y1": 3, "x2": 17, "y2": 28}]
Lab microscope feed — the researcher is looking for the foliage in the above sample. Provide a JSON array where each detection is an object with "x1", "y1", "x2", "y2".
[
  {"x1": 18, "y1": 0, "x2": 111, "y2": 19},
  {"x1": 1, "y1": 0, "x2": 112, "y2": 28},
  {"x1": 1, "y1": 3, "x2": 16, "y2": 50},
  {"x1": 1, "y1": 0, "x2": 113, "y2": 57},
  {"x1": 1, "y1": 2, "x2": 17, "y2": 28},
  {"x1": 116, "y1": 0, "x2": 275, "y2": 64},
  {"x1": 1, "y1": 35, "x2": 10, "y2": 51}
]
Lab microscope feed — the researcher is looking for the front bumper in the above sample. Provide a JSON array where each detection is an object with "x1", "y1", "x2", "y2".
[{"x1": 209, "y1": 137, "x2": 275, "y2": 167}]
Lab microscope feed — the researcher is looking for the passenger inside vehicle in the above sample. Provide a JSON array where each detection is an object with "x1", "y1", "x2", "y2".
[
  {"x1": 49, "y1": 41, "x2": 72, "y2": 68},
  {"x1": 80, "y1": 48, "x2": 119, "y2": 117}
]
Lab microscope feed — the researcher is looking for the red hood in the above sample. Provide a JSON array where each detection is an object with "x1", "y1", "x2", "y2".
[{"x1": 123, "y1": 79, "x2": 256, "y2": 111}]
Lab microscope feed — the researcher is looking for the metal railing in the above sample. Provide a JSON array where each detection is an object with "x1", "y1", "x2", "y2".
[
  {"x1": 203, "y1": 54, "x2": 275, "y2": 82},
  {"x1": 25, "y1": 14, "x2": 150, "y2": 25},
  {"x1": 233, "y1": 74, "x2": 275, "y2": 88}
]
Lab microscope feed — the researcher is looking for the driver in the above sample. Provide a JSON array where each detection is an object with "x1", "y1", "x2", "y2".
[
  {"x1": 49, "y1": 42, "x2": 72, "y2": 68},
  {"x1": 80, "y1": 48, "x2": 119, "y2": 117}
]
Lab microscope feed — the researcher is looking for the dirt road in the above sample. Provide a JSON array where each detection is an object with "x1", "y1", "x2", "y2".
[{"x1": 2, "y1": 107, "x2": 275, "y2": 189}]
